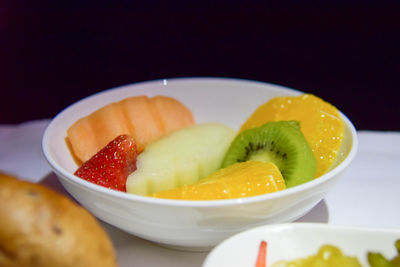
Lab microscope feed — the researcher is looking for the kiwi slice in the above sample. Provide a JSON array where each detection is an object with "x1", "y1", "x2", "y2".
[{"x1": 221, "y1": 121, "x2": 316, "y2": 188}]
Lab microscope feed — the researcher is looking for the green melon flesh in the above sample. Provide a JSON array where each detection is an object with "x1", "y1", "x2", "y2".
[{"x1": 126, "y1": 123, "x2": 236, "y2": 195}]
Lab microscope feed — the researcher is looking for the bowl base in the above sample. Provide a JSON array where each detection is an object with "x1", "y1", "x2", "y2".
[{"x1": 156, "y1": 242, "x2": 214, "y2": 252}]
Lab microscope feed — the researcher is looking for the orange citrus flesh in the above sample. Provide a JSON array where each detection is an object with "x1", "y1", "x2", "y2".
[
  {"x1": 151, "y1": 161, "x2": 286, "y2": 200},
  {"x1": 239, "y1": 94, "x2": 344, "y2": 177}
]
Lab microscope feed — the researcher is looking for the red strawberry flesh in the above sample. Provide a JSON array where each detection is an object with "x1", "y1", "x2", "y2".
[{"x1": 74, "y1": 135, "x2": 137, "y2": 192}]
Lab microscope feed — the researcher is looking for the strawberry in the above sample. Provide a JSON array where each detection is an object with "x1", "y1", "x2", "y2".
[{"x1": 74, "y1": 135, "x2": 137, "y2": 192}]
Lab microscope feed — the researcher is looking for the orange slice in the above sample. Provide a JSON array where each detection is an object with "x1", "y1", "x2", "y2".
[
  {"x1": 151, "y1": 161, "x2": 286, "y2": 200},
  {"x1": 239, "y1": 94, "x2": 344, "y2": 177}
]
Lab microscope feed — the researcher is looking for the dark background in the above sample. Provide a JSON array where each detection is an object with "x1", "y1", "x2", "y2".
[{"x1": 1, "y1": 1, "x2": 399, "y2": 130}]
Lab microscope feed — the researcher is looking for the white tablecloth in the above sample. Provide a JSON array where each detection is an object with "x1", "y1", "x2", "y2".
[{"x1": 1, "y1": 120, "x2": 400, "y2": 267}]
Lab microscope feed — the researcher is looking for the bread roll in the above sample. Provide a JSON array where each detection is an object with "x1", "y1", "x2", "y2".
[{"x1": 0, "y1": 173, "x2": 117, "y2": 267}]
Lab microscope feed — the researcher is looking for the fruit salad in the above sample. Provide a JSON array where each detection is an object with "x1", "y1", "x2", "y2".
[{"x1": 69, "y1": 93, "x2": 344, "y2": 200}]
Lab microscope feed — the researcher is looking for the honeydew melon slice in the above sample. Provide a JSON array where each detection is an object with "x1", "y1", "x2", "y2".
[{"x1": 126, "y1": 123, "x2": 236, "y2": 196}]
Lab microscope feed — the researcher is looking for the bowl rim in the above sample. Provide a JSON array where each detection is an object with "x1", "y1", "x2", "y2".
[{"x1": 42, "y1": 77, "x2": 358, "y2": 208}]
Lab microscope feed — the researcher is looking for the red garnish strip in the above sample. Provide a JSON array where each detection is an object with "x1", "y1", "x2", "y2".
[{"x1": 255, "y1": 240, "x2": 267, "y2": 267}]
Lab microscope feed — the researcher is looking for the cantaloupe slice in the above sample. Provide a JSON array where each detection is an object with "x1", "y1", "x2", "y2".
[
  {"x1": 67, "y1": 95, "x2": 195, "y2": 164},
  {"x1": 150, "y1": 96, "x2": 195, "y2": 133},
  {"x1": 121, "y1": 96, "x2": 165, "y2": 153}
]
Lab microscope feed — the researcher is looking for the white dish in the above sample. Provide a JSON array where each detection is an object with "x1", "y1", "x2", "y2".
[
  {"x1": 203, "y1": 223, "x2": 400, "y2": 267},
  {"x1": 42, "y1": 77, "x2": 358, "y2": 250}
]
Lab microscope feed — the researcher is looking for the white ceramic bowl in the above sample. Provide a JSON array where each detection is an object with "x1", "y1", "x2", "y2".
[
  {"x1": 42, "y1": 77, "x2": 358, "y2": 251},
  {"x1": 203, "y1": 223, "x2": 400, "y2": 267}
]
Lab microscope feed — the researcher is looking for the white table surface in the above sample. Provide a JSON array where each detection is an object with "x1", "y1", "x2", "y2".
[{"x1": 1, "y1": 119, "x2": 400, "y2": 267}]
